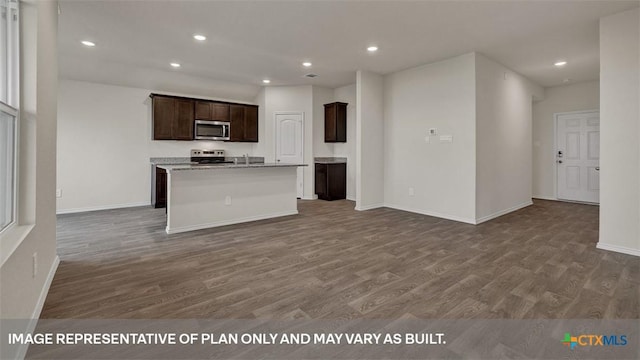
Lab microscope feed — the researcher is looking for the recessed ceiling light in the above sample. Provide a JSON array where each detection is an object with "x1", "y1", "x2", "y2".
[
  {"x1": 554, "y1": 61, "x2": 567, "y2": 67},
  {"x1": 563, "y1": 78, "x2": 571, "y2": 83},
  {"x1": 302, "y1": 62, "x2": 312, "y2": 67},
  {"x1": 193, "y1": 34, "x2": 206, "y2": 41},
  {"x1": 262, "y1": 79, "x2": 271, "y2": 84},
  {"x1": 170, "y1": 63, "x2": 181, "y2": 68},
  {"x1": 367, "y1": 46, "x2": 378, "y2": 52},
  {"x1": 81, "y1": 40, "x2": 95, "y2": 47}
]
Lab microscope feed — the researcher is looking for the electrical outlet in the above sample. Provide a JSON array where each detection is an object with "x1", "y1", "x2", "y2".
[
  {"x1": 409, "y1": 187, "x2": 415, "y2": 196},
  {"x1": 225, "y1": 196, "x2": 232, "y2": 206},
  {"x1": 56, "y1": 189, "x2": 62, "y2": 198},
  {"x1": 32, "y1": 252, "x2": 38, "y2": 278}
]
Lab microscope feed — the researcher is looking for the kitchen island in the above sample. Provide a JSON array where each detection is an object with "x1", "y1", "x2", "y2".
[{"x1": 157, "y1": 163, "x2": 306, "y2": 234}]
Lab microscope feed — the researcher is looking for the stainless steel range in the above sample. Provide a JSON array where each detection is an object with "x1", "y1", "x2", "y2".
[{"x1": 190, "y1": 149, "x2": 233, "y2": 164}]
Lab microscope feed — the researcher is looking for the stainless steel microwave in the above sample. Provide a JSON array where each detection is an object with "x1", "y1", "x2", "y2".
[{"x1": 194, "y1": 120, "x2": 230, "y2": 141}]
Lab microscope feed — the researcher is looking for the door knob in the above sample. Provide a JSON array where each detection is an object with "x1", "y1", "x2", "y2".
[
  {"x1": 595, "y1": 167, "x2": 600, "y2": 171},
  {"x1": 557, "y1": 160, "x2": 563, "y2": 164},
  {"x1": 277, "y1": 159, "x2": 280, "y2": 162}
]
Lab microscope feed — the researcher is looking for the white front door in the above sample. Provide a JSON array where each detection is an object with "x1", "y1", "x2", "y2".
[
  {"x1": 556, "y1": 111, "x2": 600, "y2": 203},
  {"x1": 275, "y1": 112, "x2": 304, "y2": 198}
]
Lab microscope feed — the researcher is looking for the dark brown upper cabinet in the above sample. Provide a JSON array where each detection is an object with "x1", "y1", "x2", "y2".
[
  {"x1": 243, "y1": 105, "x2": 258, "y2": 142},
  {"x1": 195, "y1": 100, "x2": 230, "y2": 121},
  {"x1": 152, "y1": 94, "x2": 194, "y2": 140},
  {"x1": 151, "y1": 93, "x2": 258, "y2": 142},
  {"x1": 195, "y1": 101, "x2": 211, "y2": 120},
  {"x1": 229, "y1": 104, "x2": 259, "y2": 142},
  {"x1": 324, "y1": 102, "x2": 347, "y2": 142},
  {"x1": 229, "y1": 105, "x2": 244, "y2": 142}
]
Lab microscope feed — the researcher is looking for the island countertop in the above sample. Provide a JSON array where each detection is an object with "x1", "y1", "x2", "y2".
[{"x1": 157, "y1": 163, "x2": 307, "y2": 172}]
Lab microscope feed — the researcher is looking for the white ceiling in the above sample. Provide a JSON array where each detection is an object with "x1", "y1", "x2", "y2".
[{"x1": 58, "y1": 0, "x2": 639, "y2": 100}]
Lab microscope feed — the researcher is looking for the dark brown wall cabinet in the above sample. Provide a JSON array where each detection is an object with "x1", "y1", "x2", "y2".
[
  {"x1": 324, "y1": 102, "x2": 348, "y2": 143},
  {"x1": 151, "y1": 93, "x2": 258, "y2": 142},
  {"x1": 230, "y1": 104, "x2": 259, "y2": 142},
  {"x1": 315, "y1": 162, "x2": 347, "y2": 201},
  {"x1": 195, "y1": 101, "x2": 230, "y2": 121},
  {"x1": 152, "y1": 95, "x2": 194, "y2": 140}
]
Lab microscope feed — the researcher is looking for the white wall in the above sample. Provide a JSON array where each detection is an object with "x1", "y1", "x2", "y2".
[
  {"x1": 263, "y1": 85, "x2": 315, "y2": 199},
  {"x1": 253, "y1": 87, "x2": 267, "y2": 158},
  {"x1": 356, "y1": 71, "x2": 385, "y2": 210},
  {"x1": 531, "y1": 81, "x2": 599, "y2": 199},
  {"x1": 334, "y1": 84, "x2": 357, "y2": 200},
  {"x1": 475, "y1": 53, "x2": 543, "y2": 223},
  {"x1": 57, "y1": 80, "x2": 258, "y2": 213},
  {"x1": 0, "y1": 2, "x2": 59, "y2": 359},
  {"x1": 598, "y1": 8, "x2": 640, "y2": 256},
  {"x1": 383, "y1": 53, "x2": 477, "y2": 222}
]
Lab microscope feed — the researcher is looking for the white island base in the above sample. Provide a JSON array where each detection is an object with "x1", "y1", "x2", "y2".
[{"x1": 160, "y1": 165, "x2": 301, "y2": 234}]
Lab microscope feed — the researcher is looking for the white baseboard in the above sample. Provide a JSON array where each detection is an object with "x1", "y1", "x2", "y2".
[
  {"x1": 354, "y1": 203, "x2": 384, "y2": 211},
  {"x1": 34, "y1": 255, "x2": 59, "y2": 318},
  {"x1": 532, "y1": 195, "x2": 557, "y2": 201},
  {"x1": 596, "y1": 242, "x2": 640, "y2": 257},
  {"x1": 56, "y1": 202, "x2": 150, "y2": 215},
  {"x1": 166, "y1": 210, "x2": 299, "y2": 234},
  {"x1": 475, "y1": 201, "x2": 533, "y2": 224},
  {"x1": 16, "y1": 255, "x2": 60, "y2": 359},
  {"x1": 533, "y1": 196, "x2": 599, "y2": 206},
  {"x1": 383, "y1": 203, "x2": 476, "y2": 225}
]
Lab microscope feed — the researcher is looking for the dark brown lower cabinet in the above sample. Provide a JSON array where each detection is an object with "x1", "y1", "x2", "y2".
[
  {"x1": 315, "y1": 162, "x2": 346, "y2": 201},
  {"x1": 154, "y1": 167, "x2": 167, "y2": 208}
]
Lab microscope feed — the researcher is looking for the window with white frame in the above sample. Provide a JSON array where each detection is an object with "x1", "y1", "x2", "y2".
[{"x1": 0, "y1": 0, "x2": 19, "y2": 233}]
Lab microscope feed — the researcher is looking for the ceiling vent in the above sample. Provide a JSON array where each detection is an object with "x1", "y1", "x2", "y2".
[{"x1": 304, "y1": 73, "x2": 318, "y2": 78}]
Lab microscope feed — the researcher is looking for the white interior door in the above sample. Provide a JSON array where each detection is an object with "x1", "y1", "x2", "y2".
[
  {"x1": 556, "y1": 111, "x2": 600, "y2": 203},
  {"x1": 275, "y1": 113, "x2": 304, "y2": 198}
]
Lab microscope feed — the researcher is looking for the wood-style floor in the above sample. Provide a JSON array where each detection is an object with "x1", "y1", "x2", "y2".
[{"x1": 41, "y1": 200, "x2": 639, "y2": 319}]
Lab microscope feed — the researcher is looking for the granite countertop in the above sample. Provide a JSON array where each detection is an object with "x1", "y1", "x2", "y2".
[
  {"x1": 157, "y1": 163, "x2": 307, "y2": 172},
  {"x1": 151, "y1": 156, "x2": 266, "y2": 165},
  {"x1": 314, "y1": 157, "x2": 347, "y2": 164},
  {"x1": 150, "y1": 157, "x2": 193, "y2": 165}
]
